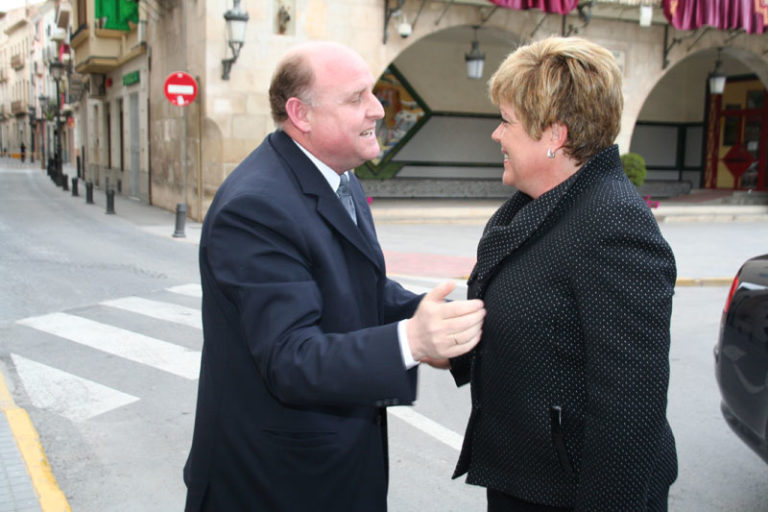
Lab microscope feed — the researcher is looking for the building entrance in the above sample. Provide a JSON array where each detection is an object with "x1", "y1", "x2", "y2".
[{"x1": 705, "y1": 76, "x2": 768, "y2": 191}]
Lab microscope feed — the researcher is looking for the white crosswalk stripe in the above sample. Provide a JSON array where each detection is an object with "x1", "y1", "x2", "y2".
[
  {"x1": 388, "y1": 406, "x2": 463, "y2": 451},
  {"x1": 17, "y1": 312, "x2": 200, "y2": 379},
  {"x1": 101, "y1": 296, "x2": 202, "y2": 329},
  {"x1": 167, "y1": 283, "x2": 202, "y2": 298},
  {"x1": 11, "y1": 281, "x2": 469, "y2": 451},
  {"x1": 11, "y1": 354, "x2": 140, "y2": 423},
  {"x1": 11, "y1": 285, "x2": 204, "y2": 422}
]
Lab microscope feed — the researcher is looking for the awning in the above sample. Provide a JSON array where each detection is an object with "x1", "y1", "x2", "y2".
[
  {"x1": 488, "y1": 0, "x2": 579, "y2": 14},
  {"x1": 662, "y1": 0, "x2": 768, "y2": 34}
]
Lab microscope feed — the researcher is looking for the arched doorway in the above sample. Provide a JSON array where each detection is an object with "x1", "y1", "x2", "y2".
[
  {"x1": 630, "y1": 47, "x2": 768, "y2": 194},
  {"x1": 358, "y1": 25, "x2": 521, "y2": 198},
  {"x1": 704, "y1": 73, "x2": 768, "y2": 191}
]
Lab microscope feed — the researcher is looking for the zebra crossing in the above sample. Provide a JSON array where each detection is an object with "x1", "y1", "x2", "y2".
[
  {"x1": 12, "y1": 283, "x2": 204, "y2": 423},
  {"x1": 9, "y1": 277, "x2": 470, "y2": 452}
]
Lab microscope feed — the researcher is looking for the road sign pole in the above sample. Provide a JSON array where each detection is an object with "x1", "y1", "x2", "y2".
[{"x1": 164, "y1": 70, "x2": 197, "y2": 238}]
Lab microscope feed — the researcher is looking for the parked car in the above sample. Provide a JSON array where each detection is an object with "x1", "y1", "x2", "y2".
[{"x1": 714, "y1": 253, "x2": 768, "y2": 463}]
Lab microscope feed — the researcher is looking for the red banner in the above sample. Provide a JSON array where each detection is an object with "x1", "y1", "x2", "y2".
[
  {"x1": 489, "y1": 0, "x2": 579, "y2": 15},
  {"x1": 663, "y1": 0, "x2": 768, "y2": 34}
]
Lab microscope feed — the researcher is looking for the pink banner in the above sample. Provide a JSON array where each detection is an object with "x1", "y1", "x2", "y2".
[
  {"x1": 489, "y1": 0, "x2": 579, "y2": 15},
  {"x1": 663, "y1": 0, "x2": 768, "y2": 34}
]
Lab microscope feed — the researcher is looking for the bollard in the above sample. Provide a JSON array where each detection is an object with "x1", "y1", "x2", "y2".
[
  {"x1": 71, "y1": 177, "x2": 78, "y2": 196},
  {"x1": 172, "y1": 203, "x2": 187, "y2": 238},
  {"x1": 85, "y1": 181, "x2": 94, "y2": 204},
  {"x1": 106, "y1": 189, "x2": 115, "y2": 214},
  {"x1": 62, "y1": 173, "x2": 69, "y2": 191}
]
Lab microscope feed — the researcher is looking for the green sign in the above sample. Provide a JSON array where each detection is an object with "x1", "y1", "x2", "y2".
[{"x1": 123, "y1": 70, "x2": 140, "y2": 86}]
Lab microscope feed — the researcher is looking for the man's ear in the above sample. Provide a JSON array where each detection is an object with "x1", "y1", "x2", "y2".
[
  {"x1": 285, "y1": 97, "x2": 311, "y2": 133},
  {"x1": 550, "y1": 122, "x2": 569, "y2": 151}
]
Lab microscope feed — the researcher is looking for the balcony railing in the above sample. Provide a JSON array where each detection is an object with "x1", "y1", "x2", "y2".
[
  {"x1": 0, "y1": 69, "x2": 7, "y2": 83},
  {"x1": 70, "y1": 19, "x2": 146, "y2": 75},
  {"x1": 11, "y1": 54, "x2": 25, "y2": 70},
  {"x1": 11, "y1": 100, "x2": 28, "y2": 115}
]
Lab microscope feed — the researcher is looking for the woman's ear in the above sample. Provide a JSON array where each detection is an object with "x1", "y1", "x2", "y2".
[
  {"x1": 550, "y1": 122, "x2": 569, "y2": 151},
  {"x1": 285, "y1": 97, "x2": 311, "y2": 133}
]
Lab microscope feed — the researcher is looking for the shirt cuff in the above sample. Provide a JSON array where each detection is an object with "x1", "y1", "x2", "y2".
[{"x1": 398, "y1": 320, "x2": 419, "y2": 369}]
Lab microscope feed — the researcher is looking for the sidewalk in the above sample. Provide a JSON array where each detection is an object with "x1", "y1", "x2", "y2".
[{"x1": 1, "y1": 158, "x2": 766, "y2": 510}]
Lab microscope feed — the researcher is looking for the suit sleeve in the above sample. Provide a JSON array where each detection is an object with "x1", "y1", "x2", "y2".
[
  {"x1": 380, "y1": 277, "x2": 422, "y2": 325},
  {"x1": 204, "y1": 193, "x2": 417, "y2": 408},
  {"x1": 571, "y1": 199, "x2": 676, "y2": 511}
]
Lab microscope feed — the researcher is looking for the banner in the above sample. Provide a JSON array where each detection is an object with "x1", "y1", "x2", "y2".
[
  {"x1": 663, "y1": 0, "x2": 768, "y2": 34},
  {"x1": 489, "y1": 0, "x2": 579, "y2": 14}
]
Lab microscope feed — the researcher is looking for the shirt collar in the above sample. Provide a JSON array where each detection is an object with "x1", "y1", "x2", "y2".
[{"x1": 292, "y1": 139, "x2": 346, "y2": 191}]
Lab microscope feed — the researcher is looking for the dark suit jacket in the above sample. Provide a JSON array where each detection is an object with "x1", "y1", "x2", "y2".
[
  {"x1": 184, "y1": 130, "x2": 421, "y2": 512},
  {"x1": 452, "y1": 146, "x2": 678, "y2": 511}
]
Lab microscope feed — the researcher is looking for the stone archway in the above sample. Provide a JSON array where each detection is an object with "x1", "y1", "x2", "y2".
[{"x1": 628, "y1": 45, "x2": 768, "y2": 192}]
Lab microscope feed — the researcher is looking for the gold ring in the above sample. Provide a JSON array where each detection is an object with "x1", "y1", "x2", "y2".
[{"x1": 453, "y1": 335, "x2": 460, "y2": 345}]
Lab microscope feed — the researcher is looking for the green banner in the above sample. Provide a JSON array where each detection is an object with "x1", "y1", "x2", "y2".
[{"x1": 95, "y1": 0, "x2": 139, "y2": 31}]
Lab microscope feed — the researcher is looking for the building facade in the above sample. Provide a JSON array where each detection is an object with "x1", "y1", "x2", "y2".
[{"x1": 2, "y1": 0, "x2": 767, "y2": 221}]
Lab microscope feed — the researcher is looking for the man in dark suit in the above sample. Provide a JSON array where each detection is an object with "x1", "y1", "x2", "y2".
[{"x1": 183, "y1": 41, "x2": 485, "y2": 512}]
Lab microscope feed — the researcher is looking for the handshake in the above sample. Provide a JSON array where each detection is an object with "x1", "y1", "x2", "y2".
[{"x1": 406, "y1": 281, "x2": 485, "y2": 369}]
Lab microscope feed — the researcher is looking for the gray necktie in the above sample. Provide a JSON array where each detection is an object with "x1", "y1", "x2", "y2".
[{"x1": 336, "y1": 173, "x2": 357, "y2": 225}]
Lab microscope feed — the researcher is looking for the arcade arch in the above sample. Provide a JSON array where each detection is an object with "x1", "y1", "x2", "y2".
[{"x1": 364, "y1": 17, "x2": 768, "y2": 195}]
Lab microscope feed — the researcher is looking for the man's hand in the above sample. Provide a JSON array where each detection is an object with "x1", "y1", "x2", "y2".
[{"x1": 406, "y1": 281, "x2": 485, "y2": 362}]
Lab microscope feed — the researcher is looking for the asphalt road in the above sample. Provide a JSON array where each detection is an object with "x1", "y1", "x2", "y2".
[{"x1": 0, "y1": 162, "x2": 766, "y2": 511}]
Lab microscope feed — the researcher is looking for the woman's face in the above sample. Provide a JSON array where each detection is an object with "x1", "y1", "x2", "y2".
[{"x1": 491, "y1": 102, "x2": 549, "y2": 195}]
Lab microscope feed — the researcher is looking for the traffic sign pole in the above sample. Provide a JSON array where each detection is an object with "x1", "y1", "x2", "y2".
[{"x1": 164, "y1": 72, "x2": 198, "y2": 238}]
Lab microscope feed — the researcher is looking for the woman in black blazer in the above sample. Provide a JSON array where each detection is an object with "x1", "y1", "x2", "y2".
[{"x1": 450, "y1": 37, "x2": 677, "y2": 511}]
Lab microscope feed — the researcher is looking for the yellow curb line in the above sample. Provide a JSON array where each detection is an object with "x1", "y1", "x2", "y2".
[
  {"x1": 0, "y1": 372, "x2": 71, "y2": 512},
  {"x1": 676, "y1": 277, "x2": 733, "y2": 287}
]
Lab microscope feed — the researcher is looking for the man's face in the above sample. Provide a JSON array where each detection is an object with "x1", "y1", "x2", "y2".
[{"x1": 304, "y1": 51, "x2": 385, "y2": 174}]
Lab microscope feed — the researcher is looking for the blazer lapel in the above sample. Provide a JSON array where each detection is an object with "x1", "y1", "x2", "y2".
[
  {"x1": 468, "y1": 173, "x2": 578, "y2": 298},
  {"x1": 349, "y1": 177, "x2": 387, "y2": 270},
  {"x1": 268, "y1": 131, "x2": 383, "y2": 272}
]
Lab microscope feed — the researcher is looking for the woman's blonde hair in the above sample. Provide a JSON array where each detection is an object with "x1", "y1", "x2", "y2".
[{"x1": 489, "y1": 36, "x2": 623, "y2": 165}]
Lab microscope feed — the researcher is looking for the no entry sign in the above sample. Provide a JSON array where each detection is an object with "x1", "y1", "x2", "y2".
[{"x1": 164, "y1": 71, "x2": 198, "y2": 107}]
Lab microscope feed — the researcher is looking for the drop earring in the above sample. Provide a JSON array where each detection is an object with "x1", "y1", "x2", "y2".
[{"x1": 547, "y1": 147, "x2": 556, "y2": 159}]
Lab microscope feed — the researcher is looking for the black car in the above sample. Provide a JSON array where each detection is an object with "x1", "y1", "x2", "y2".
[{"x1": 714, "y1": 253, "x2": 768, "y2": 463}]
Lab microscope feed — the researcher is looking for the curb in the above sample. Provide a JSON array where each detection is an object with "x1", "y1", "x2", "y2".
[
  {"x1": 0, "y1": 372, "x2": 71, "y2": 512},
  {"x1": 371, "y1": 206, "x2": 768, "y2": 224},
  {"x1": 390, "y1": 273, "x2": 732, "y2": 288},
  {"x1": 676, "y1": 277, "x2": 733, "y2": 287}
]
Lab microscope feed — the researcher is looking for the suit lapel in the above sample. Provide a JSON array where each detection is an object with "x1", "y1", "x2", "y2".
[
  {"x1": 349, "y1": 176, "x2": 387, "y2": 271},
  {"x1": 268, "y1": 131, "x2": 384, "y2": 272}
]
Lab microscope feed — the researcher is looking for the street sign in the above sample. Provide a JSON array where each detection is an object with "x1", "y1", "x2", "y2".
[{"x1": 164, "y1": 71, "x2": 197, "y2": 107}]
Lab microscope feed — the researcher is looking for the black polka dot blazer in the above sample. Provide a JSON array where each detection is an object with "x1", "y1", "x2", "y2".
[{"x1": 452, "y1": 145, "x2": 678, "y2": 511}]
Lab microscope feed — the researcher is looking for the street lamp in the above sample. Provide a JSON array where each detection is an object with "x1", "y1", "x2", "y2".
[
  {"x1": 27, "y1": 105, "x2": 35, "y2": 163},
  {"x1": 49, "y1": 59, "x2": 65, "y2": 186},
  {"x1": 465, "y1": 26, "x2": 485, "y2": 80},
  {"x1": 708, "y1": 48, "x2": 726, "y2": 95},
  {"x1": 221, "y1": 0, "x2": 249, "y2": 80},
  {"x1": 38, "y1": 94, "x2": 46, "y2": 165}
]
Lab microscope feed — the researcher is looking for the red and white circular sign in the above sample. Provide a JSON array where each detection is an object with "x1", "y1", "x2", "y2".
[{"x1": 164, "y1": 71, "x2": 198, "y2": 107}]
